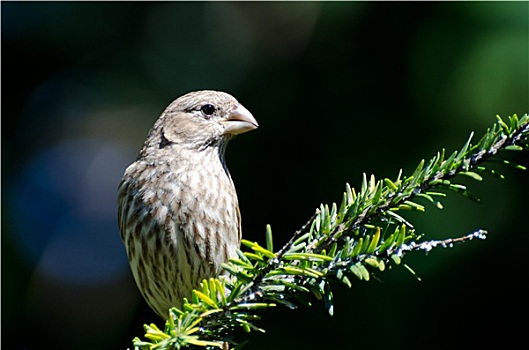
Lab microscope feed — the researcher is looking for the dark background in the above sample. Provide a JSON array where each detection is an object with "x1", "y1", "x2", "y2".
[{"x1": 2, "y1": 2, "x2": 528, "y2": 349}]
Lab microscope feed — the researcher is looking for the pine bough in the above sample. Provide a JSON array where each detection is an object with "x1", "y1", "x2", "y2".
[{"x1": 133, "y1": 114, "x2": 529, "y2": 350}]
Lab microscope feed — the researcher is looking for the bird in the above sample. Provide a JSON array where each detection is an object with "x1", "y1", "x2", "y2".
[{"x1": 117, "y1": 90, "x2": 258, "y2": 318}]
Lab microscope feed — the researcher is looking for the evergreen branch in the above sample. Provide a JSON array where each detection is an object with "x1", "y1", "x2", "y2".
[{"x1": 132, "y1": 114, "x2": 528, "y2": 350}]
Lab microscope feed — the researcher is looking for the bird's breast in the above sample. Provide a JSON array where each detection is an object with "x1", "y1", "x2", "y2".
[{"x1": 134, "y1": 153, "x2": 240, "y2": 263}]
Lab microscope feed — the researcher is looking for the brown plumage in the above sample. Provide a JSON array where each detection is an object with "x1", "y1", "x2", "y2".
[{"x1": 117, "y1": 90, "x2": 258, "y2": 317}]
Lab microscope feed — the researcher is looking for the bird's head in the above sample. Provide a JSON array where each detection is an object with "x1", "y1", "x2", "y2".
[{"x1": 143, "y1": 90, "x2": 258, "y2": 155}]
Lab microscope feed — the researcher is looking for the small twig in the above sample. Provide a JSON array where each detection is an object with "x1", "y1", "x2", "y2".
[
  {"x1": 394, "y1": 229, "x2": 488, "y2": 256},
  {"x1": 275, "y1": 210, "x2": 319, "y2": 259}
]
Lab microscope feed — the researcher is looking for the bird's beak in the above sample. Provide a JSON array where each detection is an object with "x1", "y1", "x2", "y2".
[{"x1": 223, "y1": 103, "x2": 259, "y2": 135}]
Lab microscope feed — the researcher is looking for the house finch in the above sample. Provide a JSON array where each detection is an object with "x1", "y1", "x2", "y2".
[{"x1": 118, "y1": 90, "x2": 258, "y2": 317}]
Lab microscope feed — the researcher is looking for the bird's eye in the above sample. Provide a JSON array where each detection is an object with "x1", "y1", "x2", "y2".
[{"x1": 200, "y1": 104, "x2": 216, "y2": 116}]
